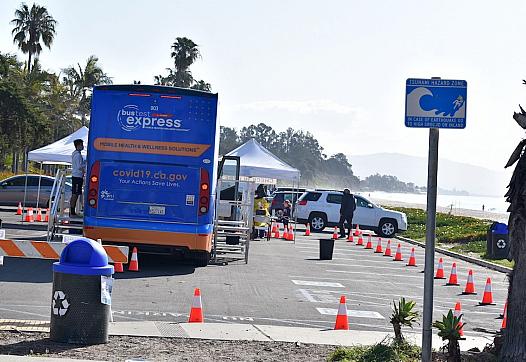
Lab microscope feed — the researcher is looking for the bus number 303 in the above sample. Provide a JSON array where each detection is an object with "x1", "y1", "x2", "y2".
[{"x1": 149, "y1": 206, "x2": 165, "y2": 215}]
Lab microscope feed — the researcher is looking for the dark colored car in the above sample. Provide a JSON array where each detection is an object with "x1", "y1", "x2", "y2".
[
  {"x1": 0, "y1": 174, "x2": 71, "y2": 207},
  {"x1": 269, "y1": 190, "x2": 304, "y2": 214}
]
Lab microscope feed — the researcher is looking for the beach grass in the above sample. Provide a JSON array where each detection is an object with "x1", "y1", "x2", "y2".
[{"x1": 394, "y1": 207, "x2": 513, "y2": 269}]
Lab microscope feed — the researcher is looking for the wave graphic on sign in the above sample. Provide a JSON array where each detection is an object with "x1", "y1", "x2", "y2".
[{"x1": 406, "y1": 87, "x2": 466, "y2": 118}]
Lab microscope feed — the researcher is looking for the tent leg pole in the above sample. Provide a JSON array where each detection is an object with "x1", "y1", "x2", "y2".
[
  {"x1": 22, "y1": 158, "x2": 29, "y2": 222},
  {"x1": 36, "y1": 163, "x2": 43, "y2": 210}
]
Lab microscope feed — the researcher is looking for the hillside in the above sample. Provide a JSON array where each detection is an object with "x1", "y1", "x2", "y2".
[{"x1": 350, "y1": 153, "x2": 509, "y2": 196}]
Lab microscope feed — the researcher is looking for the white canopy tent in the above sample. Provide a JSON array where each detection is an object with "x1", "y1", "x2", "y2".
[
  {"x1": 28, "y1": 126, "x2": 88, "y2": 164},
  {"x1": 21, "y1": 127, "x2": 88, "y2": 212},
  {"x1": 223, "y1": 139, "x2": 301, "y2": 236},
  {"x1": 225, "y1": 139, "x2": 300, "y2": 181}
]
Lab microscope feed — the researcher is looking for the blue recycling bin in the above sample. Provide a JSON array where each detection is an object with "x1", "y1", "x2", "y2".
[
  {"x1": 49, "y1": 237, "x2": 114, "y2": 344},
  {"x1": 486, "y1": 222, "x2": 510, "y2": 260}
]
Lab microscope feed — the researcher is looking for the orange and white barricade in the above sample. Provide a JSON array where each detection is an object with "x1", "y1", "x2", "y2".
[{"x1": 0, "y1": 239, "x2": 128, "y2": 263}]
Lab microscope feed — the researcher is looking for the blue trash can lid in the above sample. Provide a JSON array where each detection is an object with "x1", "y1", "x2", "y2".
[
  {"x1": 53, "y1": 237, "x2": 114, "y2": 276},
  {"x1": 492, "y1": 222, "x2": 508, "y2": 234}
]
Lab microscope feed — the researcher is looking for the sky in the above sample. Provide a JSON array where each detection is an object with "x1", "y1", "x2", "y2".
[{"x1": 0, "y1": 0, "x2": 525, "y2": 178}]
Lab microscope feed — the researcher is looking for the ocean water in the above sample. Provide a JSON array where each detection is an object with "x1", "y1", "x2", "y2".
[{"x1": 363, "y1": 191, "x2": 509, "y2": 214}]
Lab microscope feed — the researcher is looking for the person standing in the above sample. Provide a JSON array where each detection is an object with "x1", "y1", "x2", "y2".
[
  {"x1": 339, "y1": 188, "x2": 356, "y2": 238},
  {"x1": 70, "y1": 139, "x2": 86, "y2": 217},
  {"x1": 253, "y1": 186, "x2": 270, "y2": 239}
]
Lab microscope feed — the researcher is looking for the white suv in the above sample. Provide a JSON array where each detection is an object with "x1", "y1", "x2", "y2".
[{"x1": 295, "y1": 190, "x2": 407, "y2": 237}]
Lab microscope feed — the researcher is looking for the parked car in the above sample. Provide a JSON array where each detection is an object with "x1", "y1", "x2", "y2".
[
  {"x1": 0, "y1": 174, "x2": 72, "y2": 207},
  {"x1": 270, "y1": 189, "x2": 305, "y2": 214},
  {"x1": 294, "y1": 190, "x2": 407, "y2": 237}
]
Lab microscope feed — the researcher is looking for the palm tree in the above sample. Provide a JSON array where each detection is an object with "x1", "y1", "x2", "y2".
[
  {"x1": 191, "y1": 80, "x2": 212, "y2": 92},
  {"x1": 500, "y1": 102, "x2": 526, "y2": 360},
  {"x1": 11, "y1": 3, "x2": 57, "y2": 73},
  {"x1": 390, "y1": 297, "x2": 419, "y2": 343},
  {"x1": 62, "y1": 55, "x2": 112, "y2": 125},
  {"x1": 170, "y1": 37, "x2": 200, "y2": 87}
]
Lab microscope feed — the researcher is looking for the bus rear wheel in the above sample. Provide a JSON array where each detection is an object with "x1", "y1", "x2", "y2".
[{"x1": 192, "y1": 251, "x2": 210, "y2": 267}]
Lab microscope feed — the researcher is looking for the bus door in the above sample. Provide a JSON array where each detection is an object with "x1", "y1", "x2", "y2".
[{"x1": 216, "y1": 156, "x2": 240, "y2": 220}]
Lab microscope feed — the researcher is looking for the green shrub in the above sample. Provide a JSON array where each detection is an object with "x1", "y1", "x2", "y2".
[{"x1": 327, "y1": 340, "x2": 420, "y2": 362}]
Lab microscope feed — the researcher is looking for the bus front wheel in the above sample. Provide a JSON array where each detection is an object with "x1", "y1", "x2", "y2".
[{"x1": 192, "y1": 251, "x2": 210, "y2": 267}]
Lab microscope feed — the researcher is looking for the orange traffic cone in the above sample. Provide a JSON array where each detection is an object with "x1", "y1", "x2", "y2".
[
  {"x1": 275, "y1": 223, "x2": 281, "y2": 239},
  {"x1": 406, "y1": 248, "x2": 417, "y2": 266},
  {"x1": 347, "y1": 233, "x2": 354, "y2": 242},
  {"x1": 446, "y1": 262, "x2": 459, "y2": 286},
  {"x1": 435, "y1": 258, "x2": 446, "y2": 279},
  {"x1": 25, "y1": 208, "x2": 34, "y2": 223},
  {"x1": 374, "y1": 238, "x2": 383, "y2": 253},
  {"x1": 114, "y1": 262, "x2": 124, "y2": 273},
  {"x1": 501, "y1": 301, "x2": 508, "y2": 329},
  {"x1": 128, "y1": 247, "x2": 139, "y2": 271},
  {"x1": 479, "y1": 278, "x2": 495, "y2": 305},
  {"x1": 287, "y1": 224, "x2": 295, "y2": 241},
  {"x1": 36, "y1": 208, "x2": 43, "y2": 222},
  {"x1": 334, "y1": 295, "x2": 349, "y2": 330},
  {"x1": 305, "y1": 223, "x2": 311, "y2": 236},
  {"x1": 271, "y1": 223, "x2": 278, "y2": 238},
  {"x1": 16, "y1": 202, "x2": 22, "y2": 215},
  {"x1": 188, "y1": 288, "x2": 204, "y2": 323},
  {"x1": 453, "y1": 302, "x2": 464, "y2": 336},
  {"x1": 332, "y1": 227, "x2": 338, "y2": 240},
  {"x1": 393, "y1": 243, "x2": 403, "y2": 261},
  {"x1": 357, "y1": 235, "x2": 364, "y2": 246},
  {"x1": 283, "y1": 225, "x2": 289, "y2": 240},
  {"x1": 364, "y1": 237, "x2": 373, "y2": 249},
  {"x1": 462, "y1": 269, "x2": 476, "y2": 295},
  {"x1": 384, "y1": 240, "x2": 392, "y2": 257},
  {"x1": 44, "y1": 208, "x2": 50, "y2": 222},
  {"x1": 354, "y1": 224, "x2": 361, "y2": 236}
]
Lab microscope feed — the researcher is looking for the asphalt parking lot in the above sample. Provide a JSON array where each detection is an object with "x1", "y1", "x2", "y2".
[{"x1": 0, "y1": 226, "x2": 509, "y2": 337}]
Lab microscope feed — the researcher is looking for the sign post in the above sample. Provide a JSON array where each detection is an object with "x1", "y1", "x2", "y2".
[{"x1": 405, "y1": 78, "x2": 467, "y2": 362}]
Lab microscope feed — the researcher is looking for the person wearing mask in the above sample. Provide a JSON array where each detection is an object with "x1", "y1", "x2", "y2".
[
  {"x1": 70, "y1": 139, "x2": 86, "y2": 217},
  {"x1": 339, "y1": 188, "x2": 356, "y2": 238}
]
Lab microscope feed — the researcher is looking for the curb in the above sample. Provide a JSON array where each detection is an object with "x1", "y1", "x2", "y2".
[
  {"x1": 0, "y1": 320, "x2": 493, "y2": 352},
  {"x1": 396, "y1": 236, "x2": 512, "y2": 274}
]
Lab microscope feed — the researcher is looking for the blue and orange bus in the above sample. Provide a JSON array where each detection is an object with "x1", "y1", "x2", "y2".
[{"x1": 84, "y1": 85, "x2": 219, "y2": 266}]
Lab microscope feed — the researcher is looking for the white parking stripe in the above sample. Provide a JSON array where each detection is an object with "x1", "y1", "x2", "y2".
[
  {"x1": 287, "y1": 274, "x2": 425, "y2": 288},
  {"x1": 291, "y1": 280, "x2": 344, "y2": 287},
  {"x1": 298, "y1": 289, "x2": 319, "y2": 302},
  {"x1": 326, "y1": 269, "x2": 424, "y2": 279},
  {"x1": 316, "y1": 308, "x2": 385, "y2": 319},
  {"x1": 315, "y1": 262, "x2": 418, "y2": 271}
]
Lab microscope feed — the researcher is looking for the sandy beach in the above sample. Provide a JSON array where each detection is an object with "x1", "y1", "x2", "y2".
[{"x1": 372, "y1": 197, "x2": 509, "y2": 224}]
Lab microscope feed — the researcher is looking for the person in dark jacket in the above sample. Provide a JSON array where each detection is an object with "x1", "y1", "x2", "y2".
[{"x1": 339, "y1": 188, "x2": 356, "y2": 238}]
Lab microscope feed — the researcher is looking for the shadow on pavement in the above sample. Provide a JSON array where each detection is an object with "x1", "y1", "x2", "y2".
[
  {"x1": 0, "y1": 258, "x2": 54, "y2": 283},
  {"x1": 0, "y1": 254, "x2": 197, "y2": 283},
  {"x1": 113, "y1": 253, "x2": 196, "y2": 279},
  {"x1": 0, "y1": 336, "x2": 81, "y2": 356}
]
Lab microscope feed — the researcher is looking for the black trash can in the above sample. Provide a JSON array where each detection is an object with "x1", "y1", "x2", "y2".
[
  {"x1": 50, "y1": 237, "x2": 114, "y2": 344},
  {"x1": 486, "y1": 222, "x2": 509, "y2": 260},
  {"x1": 319, "y1": 239, "x2": 335, "y2": 260}
]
